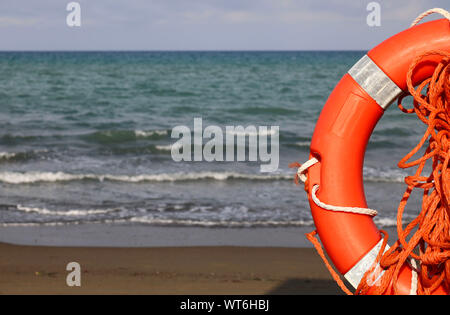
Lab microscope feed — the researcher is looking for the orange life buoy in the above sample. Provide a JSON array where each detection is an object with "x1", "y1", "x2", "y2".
[{"x1": 305, "y1": 19, "x2": 450, "y2": 294}]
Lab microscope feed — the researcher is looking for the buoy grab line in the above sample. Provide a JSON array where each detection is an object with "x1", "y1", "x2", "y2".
[
  {"x1": 290, "y1": 9, "x2": 450, "y2": 295},
  {"x1": 410, "y1": 8, "x2": 450, "y2": 27},
  {"x1": 294, "y1": 157, "x2": 378, "y2": 217}
]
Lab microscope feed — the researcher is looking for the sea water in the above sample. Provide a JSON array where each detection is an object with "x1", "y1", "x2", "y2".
[{"x1": 0, "y1": 51, "x2": 426, "y2": 237}]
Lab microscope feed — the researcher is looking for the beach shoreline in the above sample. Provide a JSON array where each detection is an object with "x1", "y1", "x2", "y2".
[
  {"x1": 0, "y1": 242, "x2": 344, "y2": 295},
  {"x1": 0, "y1": 224, "x2": 320, "y2": 247},
  {"x1": 0, "y1": 224, "x2": 399, "y2": 294}
]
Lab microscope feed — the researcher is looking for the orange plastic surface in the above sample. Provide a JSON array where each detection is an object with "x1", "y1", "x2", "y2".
[{"x1": 307, "y1": 19, "x2": 450, "y2": 295}]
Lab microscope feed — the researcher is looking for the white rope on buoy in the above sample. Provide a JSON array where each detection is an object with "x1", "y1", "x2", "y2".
[
  {"x1": 296, "y1": 158, "x2": 378, "y2": 216},
  {"x1": 410, "y1": 8, "x2": 450, "y2": 27},
  {"x1": 310, "y1": 185, "x2": 378, "y2": 216}
]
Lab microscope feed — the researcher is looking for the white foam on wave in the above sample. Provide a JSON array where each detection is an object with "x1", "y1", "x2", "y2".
[
  {"x1": 155, "y1": 142, "x2": 183, "y2": 151},
  {"x1": 129, "y1": 216, "x2": 314, "y2": 227},
  {"x1": 294, "y1": 141, "x2": 310, "y2": 147},
  {"x1": 374, "y1": 214, "x2": 419, "y2": 227},
  {"x1": 374, "y1": 217, "x2": 398, "y2": 227},
  {"x1": 0, "y1": 166, "x2": 409, "y2": 185},
  {"x1": 16, "y1": 205, "x2": 118, "y2": 216},
  {"x1": 0, "y1": 216, "x2": 405, "y2": 228},
  {"x1": 0, "y1": 172, "x2": 90, "y2": 184},
  {"x1": 0, "y1": 171, "x2": 292, "y2": 184},
  {"x1": 0, "y1": 218, "x2": 128, "y2": 227},
  {"x1": 0, "y1": 152, "x2": 17, "y2": 160},
  {"x1": 134, "y1": 130, "x2": 167, "y2": 137},
  {"x1": 0, "y1": 149, "x2": 48, "y2": 161},
  {"x1": 127, "y1": 214, "x2": 419, "y2": 228},
  {"x1": 0, "y1": 222, "x2": 67, "y2": 227},
  {"x1": 363, "y1": 166, "x2": 407, "y2": 183}
]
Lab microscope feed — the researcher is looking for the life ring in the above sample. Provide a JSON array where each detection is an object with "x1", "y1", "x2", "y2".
[{"x1": 304, "y1": 19, "x2": 450, "y2": 294}]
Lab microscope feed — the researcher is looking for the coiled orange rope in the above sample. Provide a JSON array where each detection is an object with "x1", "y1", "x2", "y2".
[
  {"x1": 371, "y1": 50, "x2": 450, "y2": 295},
  {"x1": 293, "y1": 51, "x2": 450, "y2": 295}
]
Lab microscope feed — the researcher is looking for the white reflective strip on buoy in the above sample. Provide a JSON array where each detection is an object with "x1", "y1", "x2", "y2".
[
  {"x1": 348, "y1": 55, "x2": 403, "y2": 110},
  {"x1": 344, "y1": 239, "x2": 390, "y2": 289}
]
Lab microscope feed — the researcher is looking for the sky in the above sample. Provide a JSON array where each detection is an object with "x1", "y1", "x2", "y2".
[{"x1": 0, "y1": 0, "x2": 447, "y2": 50}]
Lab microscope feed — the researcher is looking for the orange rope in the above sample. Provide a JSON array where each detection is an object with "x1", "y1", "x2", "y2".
[
  {"x1": 372, "y1": 50, "x2": 450, "y2": 295},
  {"x1": 294, "y1": 51, "x2": 450, "y2": 295}
]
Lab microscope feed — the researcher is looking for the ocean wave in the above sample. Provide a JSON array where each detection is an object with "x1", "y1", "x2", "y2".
[
  {"x1": 1, "y1": 204, "x2": 411, "y2": 229},
  {"x1": 374, "y1": 215, "x2": 419, "y2": 227},
  {"x1": 0, "y1": 152, "x2": 17, "y2": 160},
  {"x1": 134, "y1": 130, "x2": 168, "y2": 137},
  {"x1": 0, "y1": 149, "x2": 48, "y2": 163},
  {"x1": 82, "y1": 129, "x2": 168, "y2": 144},
  {"x1": 364, "y1": 176, "x2": 405, "y2": 183},
  {"x1": 155, "y1": 142, "x2": 183, "y2": 151},
  {"x1": 122, "y1": 216, "x2": 315, "y2": 227},
  {"x1": 0, "y1": 219, "x2": 122, "y2": 227},
  {"x1": 0, "y1": 217, "x2": 412, "y2": 228},
  {"x1": 0, "y1": 218, "x2": 311, "y2": 228},
  {"x1": 293, "y1": 141, "x2": 310, "y2": 147},
  {"x1": 16, "y1": 205, "x2": 118, "y2": 216},
  {"x1": 374, "y1": 217, "x2": 398, "y2": 227},
  {"x1": 0, "y1": 171, "x2": 292, "y2": 184},
  {"x1": 1, "y1": 130, "x2": 169, "y2": 145},
  {"x1": 0, "y1": 222, "x2": 67, "y2": 227},
  {"x1": 0, "y1": 134, "x2": 40, "y2": 144},
  {"x1": 0, "y1": 167, "x2": 409, "y2": 184},
  {"x1": 363, "y1": 167, "x2": 407, "y2": 183},
  {"x1": 107, "y1": 215, "x2": 411, "y2": 228}
]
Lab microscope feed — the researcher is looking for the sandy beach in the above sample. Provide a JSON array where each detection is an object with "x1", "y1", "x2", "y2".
[{"x1": 0, "y1": 242, "x2": 343, "y2": 295}]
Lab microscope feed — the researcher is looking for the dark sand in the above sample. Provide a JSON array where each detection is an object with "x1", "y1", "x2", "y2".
[{"x1": 0, "y1": 242, "x2": 344, "y2": 295}]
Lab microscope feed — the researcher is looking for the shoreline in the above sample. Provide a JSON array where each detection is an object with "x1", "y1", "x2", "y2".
[
  {"x1": 0, "y1": 224, "x2": 320, "y2": 247},
  {"x1": 0, "y1": 242, "x2": 344, "y2": 294},
  {"x1": 0, "y1": 223, "x2": 397, "y2": 248},
  {"x1": 0, "y1": 223, "x2": 397, "y2": 294}
]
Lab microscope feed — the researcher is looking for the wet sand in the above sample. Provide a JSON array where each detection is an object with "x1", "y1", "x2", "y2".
[{"x1": 0, "y1": 242, "x2": 343, "y2": 295}]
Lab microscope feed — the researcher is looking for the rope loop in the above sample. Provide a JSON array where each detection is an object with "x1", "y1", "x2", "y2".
[{"x1": 410, "y1": 8, "x2": 450, "y2": 27}]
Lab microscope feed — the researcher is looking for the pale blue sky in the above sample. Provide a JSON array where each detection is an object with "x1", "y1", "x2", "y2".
[{"x1": 0, "y1": 0, "x2": 447, "y2": 50}]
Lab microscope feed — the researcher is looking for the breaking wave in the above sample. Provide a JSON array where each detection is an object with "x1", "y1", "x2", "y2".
[
  {"x1": 0, "y1": 171, "x2": 291, "y2": 184},
  {"x1": 16, "y1": 205, "x2": 118, "y2": 216},
  {"x1": 0, "y1": 167, "x2": 409, "y2": 185}
]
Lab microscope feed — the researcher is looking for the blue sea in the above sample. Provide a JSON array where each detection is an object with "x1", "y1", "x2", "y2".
[{"x1": 0, "y1": 51, "x2": 426, "y2": 240}]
